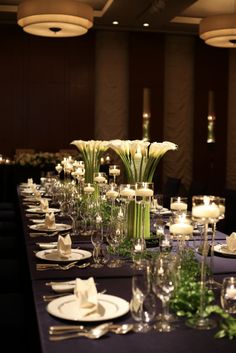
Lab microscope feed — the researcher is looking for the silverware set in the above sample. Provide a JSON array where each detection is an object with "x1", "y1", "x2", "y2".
[
  {"x1": 36, "y1": 261, "x2": 90, "y2": 271},
  {"x1": 49, "y1": 322, "x2": 134, "y2": 340}
]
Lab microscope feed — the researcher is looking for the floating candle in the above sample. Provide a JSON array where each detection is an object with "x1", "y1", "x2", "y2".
[
  {"x1": 135, "y1": 188, "x2": 153, "y2": 197},
  {"x1": 170, "y1": 201, "x2": 187, "y2": 211},
  {"x1": 106, "y1": 190, "x2": 119, "y2": 199},
  {"x1": 226, "y1": 287, "x2": 236, "y2": 299},
  {"x1": 94, "y1": 176, "x2": 106, "y2": 183},
  {"x1": 109, "y1": 168, "x2": 120, "y2": 176},
  {"x1": 192, "y1": 204, "x2": 220, "y2": 218},
  {"x1": 169, "y1": 223, "x2": 193, "y2": 235},
  {"x1": 120, "y1": 188, "x2": 135, "y2": 197},
  {"x1": 84, "y1": 185, "x2": 95, "y2": 193}
]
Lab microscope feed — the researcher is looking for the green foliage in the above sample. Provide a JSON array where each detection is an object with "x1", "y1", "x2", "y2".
[{"x1": 170, "y1": 248, "x2": 236, "y2": 340}]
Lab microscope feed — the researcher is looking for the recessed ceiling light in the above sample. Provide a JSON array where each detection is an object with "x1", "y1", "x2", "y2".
[
  {"x1": 112, "y1": 20, "x2": 119, "y2": 25},
  {"x1": 143, "y1": 23, "x2": 150, "y2": 27}
]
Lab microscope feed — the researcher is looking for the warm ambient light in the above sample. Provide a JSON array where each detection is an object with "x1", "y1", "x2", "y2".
[
  {"x1": 17, "y1": 0, "x2": 93, "y2": 37},
  {"x1": 199, "y1": 14, "x2": 236, "y2": 48}
]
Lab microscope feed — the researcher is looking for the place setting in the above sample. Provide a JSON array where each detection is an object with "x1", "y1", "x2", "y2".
[
  {"x1": 213, "y1": 232, "x2": 236, "y2": 258},
  {"x1": 35, "y1": 234, "x2": 92, "y2": 270}
]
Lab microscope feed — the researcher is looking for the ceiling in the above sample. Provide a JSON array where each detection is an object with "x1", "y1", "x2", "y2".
[{"x1": 0, "y1": 0, "x2": 235, "y2": 36}]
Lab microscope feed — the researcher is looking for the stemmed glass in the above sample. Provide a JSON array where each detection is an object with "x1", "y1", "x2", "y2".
[
  {"x1": 90, "y1": 214, "x2": 103, "y2": 268},
  {"x1": 109, "y1": 164, "x2": 120, "y2": 185},
  {"x1": 130, "y1": 263, "x2": 157, "y2": 332},
  {"x1": 220, "y1": 277, "x2": 236, "y2": 314},
  {"x1": 169, "y1": 213, "x2": 193, "y2": 254},
  {"x1": 152, "y1": 253, "x2": 179, "y2": 332},
  {"x1": 94, "y1": 172, "x2": 107, "y2": 199},
  {"x1": 187, "y1": 195, "x2": 221, "y2": 330},
  {"x1": 207, "y1": 197, "x2": 225, "y2": 289},
  {"x1": 135, "y1": 182, "x2": 154, "y2": 251},
  {"x1": 55, "y1": 163, "x2": 63, "y2": 178},
  {"x1": 106, "y1": 219, "x2": 125, "y2": 268}
]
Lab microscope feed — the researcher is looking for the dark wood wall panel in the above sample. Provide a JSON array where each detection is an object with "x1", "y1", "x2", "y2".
[
  {"x1": 129, "y1": 32, "x2": 165, "y2": 142},
  {"x1": 193, "y1": 38, "x2": 228, "y2": 195},
  {"x1": 0, "y1": 26, "x2": 95, "y2": 157}
]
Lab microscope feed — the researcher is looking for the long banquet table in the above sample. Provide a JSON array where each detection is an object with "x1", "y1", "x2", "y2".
[{"x1": 18, "y1": 188, "x2": 236, "y2": 353}]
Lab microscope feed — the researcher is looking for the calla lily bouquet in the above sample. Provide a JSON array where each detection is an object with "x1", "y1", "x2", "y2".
[
  {"x1": 71, "y1": 140, "x2": 109, "y2": 183},
  {"x1": 109, "y1": 140, "x2": 178, "y2": 183}
]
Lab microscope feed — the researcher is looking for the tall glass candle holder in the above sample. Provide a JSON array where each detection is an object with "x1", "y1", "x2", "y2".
[
  {"x1": 119, "y1": 184, "x2": 135, "y2": 238},
  {"x1": 207, "y1": 197, "x2": 225, "y2": 289},
  {"x1": 109, "y1": 164, "x2": 120, "y2": 185},
  {"x1": 135, "y1": 182, "x2": 154, "y2": 251},
  {"x1": 169, "y1": 213, "x2": 193, "y2": 254},
  {"x1": 187, "y1": 195, "x2": 221, "y2": 330}
]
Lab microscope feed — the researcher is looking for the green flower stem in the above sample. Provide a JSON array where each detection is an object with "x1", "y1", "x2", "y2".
[{"x1": 127, "y1": 201, "x2": 151, "y2": 239}]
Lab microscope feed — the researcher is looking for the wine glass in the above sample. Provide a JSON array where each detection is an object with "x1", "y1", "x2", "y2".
[
  {"x1": 130, "y1": 265, "x2": 157, "y2": 332},
  {"x1": 152, "y1": 253, "x2": 178, "y2": 332},
  {"x1": 221, "y1": 277, "x2": 236, "y2": 314},
  {"x1": 90, "y1": 214, "x2": 103, "y2": 268}
]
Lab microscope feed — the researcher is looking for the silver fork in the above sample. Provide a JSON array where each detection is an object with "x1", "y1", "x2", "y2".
[{"x1": 36, "y1": 261, "x2": 78, "y2": 271}]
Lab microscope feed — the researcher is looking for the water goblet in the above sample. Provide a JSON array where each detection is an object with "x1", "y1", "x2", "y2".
[{"x1": 221, "y1": 277, "x2": 236, "y2": 314}]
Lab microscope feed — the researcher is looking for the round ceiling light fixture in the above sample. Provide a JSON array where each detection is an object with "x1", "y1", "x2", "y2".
[
  {"x1": 17, "y1": 0, "x2": 93, "y2": 37},
  {"x1": 199, "y1": 14, "x2": 236, "y2": 48}
]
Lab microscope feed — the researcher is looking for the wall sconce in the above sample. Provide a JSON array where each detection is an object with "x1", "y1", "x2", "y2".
[
  {"x1": 142, "y1": 88, "x2": 151, "y2": 141},
  {"x1": 207, "y1": 90, "x2": 216, "y2": 143}
]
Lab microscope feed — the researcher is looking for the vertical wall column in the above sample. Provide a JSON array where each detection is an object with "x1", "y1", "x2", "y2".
[
  {"x1": 163, "y1": 34, "x2": 195, "y2": 191},
  {"x1": 94, "y1": 31, "x2": 129, "y2": 140},
  {"x1": 226, "y1": 50, "x2": 236, "y2": 190}
]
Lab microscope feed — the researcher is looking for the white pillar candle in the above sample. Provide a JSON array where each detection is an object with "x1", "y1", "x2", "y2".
[
  {"x1": 135, "y1": 188, "x2": 153, "y2": 197},
  {"x1": 192, "y1": 204, "x2": 220, "y2": 218},
  {"x1": 169, "y1": 223, "x2": 193, "y2": 235},
  {"x1": 170, "y1": 201, "x2": 187, "y2": 211}
]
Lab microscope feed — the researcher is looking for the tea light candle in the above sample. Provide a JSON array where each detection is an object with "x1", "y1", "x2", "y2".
[
  {"x1": 169, "y1": 223, "x2": 193, "y2": 235},
  {"x1": 192, "y1": 204, "x2": 220, "y2": 218},
  {"x1": 135, "y1": 188, "x2": 153, "y2": 197},
  {"x1": 134, "y1": 242, "x2": 143, "y2": 252},
  {"x1": 84, "y1": 184, "x2": 95, "y2": 193}
]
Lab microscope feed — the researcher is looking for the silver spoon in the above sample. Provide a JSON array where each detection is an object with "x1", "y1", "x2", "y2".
[{"x1": 49, "y1": 323, "x2": 111, "y2": 341}]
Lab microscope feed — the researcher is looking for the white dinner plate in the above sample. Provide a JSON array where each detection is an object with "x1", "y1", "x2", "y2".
[
  {"x1": 26, "y1": 207, "x2": 60, "y2": 214},
  {"x1": 29, "y1": 223, "x2": 71, "y2": 232},
  {"x1": 35, "y1": 249, "x2": 92, "y2": 262},
  {"x1": 214, "y1": 243, "x2": 236, "y2": 257},
  {"x1": 47, "y1": 294, "x2": 130, "y2": 322}
]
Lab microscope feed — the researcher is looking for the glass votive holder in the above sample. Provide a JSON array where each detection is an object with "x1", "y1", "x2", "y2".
[
  {"x1": 170, "y1": 196, "x2": 188, "y2": 214},
  {"x1": 221, "y1": 277, "x2": 236, "y2": 314}
]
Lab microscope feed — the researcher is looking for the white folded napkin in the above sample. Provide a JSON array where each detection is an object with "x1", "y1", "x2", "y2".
[
  {"x1": 226, "y1": 232, "x2": 236, "y2": 252},
  {"x1": 74, "y1": 277, "x2": 99, "y2": 317},
  {"x1": 40, "y1": 199, "x2": 49, "y2": 212},
  {"x1": 57, "y1": 234, "x2": 72, "y2": 258},
  {"x1": 44, "y1": 212, "x2": 56, "y2": 229},
  {"x1": 34, "y1": 190, "x2": 42, "y2": 200}
]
